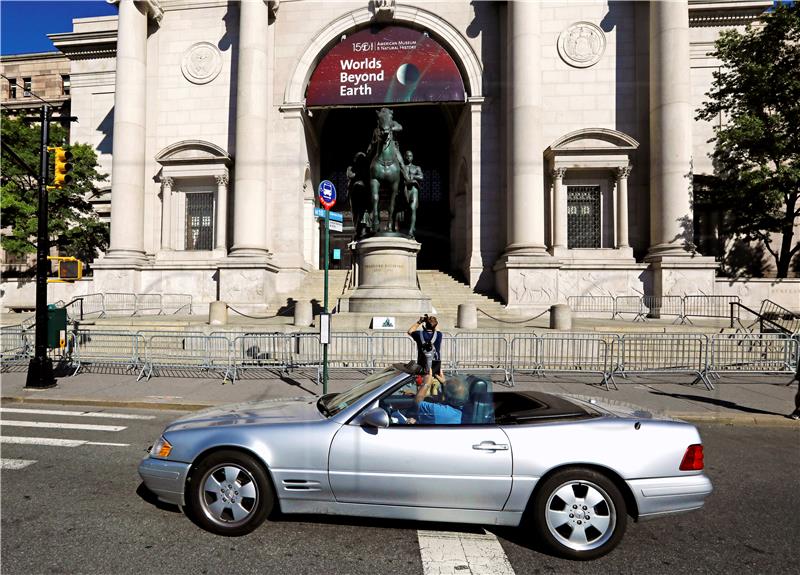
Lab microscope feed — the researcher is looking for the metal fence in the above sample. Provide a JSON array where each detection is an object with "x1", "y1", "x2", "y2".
[
  {"x1": 567, "y1": 294, "x2": 741, "y2": 323},
  {"x1": 4, "y1": 325, "x2": 796, "y2": 389}
]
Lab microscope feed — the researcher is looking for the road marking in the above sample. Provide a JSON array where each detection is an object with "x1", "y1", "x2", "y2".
[
  {"x1": 0, "y1": 458, "x2": 36, "y2": 470},
  {"x1": 418, "y1": 529, "x2": 515, "y2": 575},
  {"x1": 0, "y1": 420, "x2": 126, "y2": 432},
  {"x1": 1, "y1": 436, "x2": 129, "y2": 447},
  {"x1": 0, "y1": 408, "x2": 155, "y2": 420}
]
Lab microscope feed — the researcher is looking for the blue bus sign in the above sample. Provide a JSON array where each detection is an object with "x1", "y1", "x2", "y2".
[{"x1": 318, "y1": 180, "x2": 337, "y2": 209}]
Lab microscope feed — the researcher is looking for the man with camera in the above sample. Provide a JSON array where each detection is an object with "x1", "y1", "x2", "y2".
[{"x1": 407, "y1": 314, "x2": 445, "y2": 390}]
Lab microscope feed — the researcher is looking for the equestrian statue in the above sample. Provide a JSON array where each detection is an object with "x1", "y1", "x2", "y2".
[{"x1": 346, "y1": 107, "x2": 420, "y2": 239}]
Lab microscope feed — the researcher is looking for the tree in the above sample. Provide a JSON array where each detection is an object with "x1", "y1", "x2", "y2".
[
  {"x1": 696, "y1": 2, "x2": 800, "y2": 277},
  {"x1": 1, "y1": 111, "x2": 109, "y2": 274}
]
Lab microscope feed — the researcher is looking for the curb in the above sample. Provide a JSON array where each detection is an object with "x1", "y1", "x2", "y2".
[{"x1": 3, "y1": 395, "x2": 799, "y2": 427}]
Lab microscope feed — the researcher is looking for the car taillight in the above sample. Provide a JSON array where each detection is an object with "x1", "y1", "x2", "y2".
[{"x1": 679, "y1": 444, "x2": 704, "y2": 470}]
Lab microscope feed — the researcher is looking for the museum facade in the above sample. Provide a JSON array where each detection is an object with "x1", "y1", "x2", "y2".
[{"x1": 44, "y1": 0, "x2": 790, "y2": 312}]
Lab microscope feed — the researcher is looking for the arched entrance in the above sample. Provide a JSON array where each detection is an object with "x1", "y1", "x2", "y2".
[{"x1": 318, "y1": 105, "x2": 455, "y2": 271}]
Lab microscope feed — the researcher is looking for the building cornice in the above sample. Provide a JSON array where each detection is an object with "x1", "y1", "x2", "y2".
[
  {"x1": 0, "y1": 52, "x2": 69, "y2": 64},
  {"x1": 688, "y1": 0, "x2": 771, "y2": 27},
  {"x1": 49, "y1": 29, "x2": 117, "y2": 60}
]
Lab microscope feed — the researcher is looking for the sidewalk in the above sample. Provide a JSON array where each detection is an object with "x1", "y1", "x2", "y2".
[{"x1": 2, "y1": 368, "x2": 797, "y2": 427}]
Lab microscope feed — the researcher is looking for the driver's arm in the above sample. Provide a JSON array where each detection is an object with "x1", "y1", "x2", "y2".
[{"x1": 415, "y1": 374, "x2": 433, "y2": 405}]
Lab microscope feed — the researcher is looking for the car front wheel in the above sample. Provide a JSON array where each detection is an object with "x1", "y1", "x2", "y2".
[
  {"x1": 187, "y1": 450, "x2": 273, "y2": 536},
  {"x1": 531, "y1": 468, "x2": 627, "y2": 560}
]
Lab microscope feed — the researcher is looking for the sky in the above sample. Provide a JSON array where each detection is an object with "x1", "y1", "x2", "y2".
[{"x1": 1, "y1": 0, "x2": 118, "y2": 55}]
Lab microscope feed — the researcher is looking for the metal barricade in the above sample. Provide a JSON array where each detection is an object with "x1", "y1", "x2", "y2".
[
  {"x1": 134, "y1": 294, "x2": 162, "y2": 316},
  {"x1": 65, "y1": 294, "x2": 105, "y2": 320},
  {"x1": 104, "y1": 293, "x2": 137, "y2": 316},
  {"x1": 613, "y1": 296, "x2": 645, "y2": 321},
  {"x1": 641, "y1": 296, "x2": 686, "y2": 323},
  {"x1": 684, "y1": 295, "x2": 739, "y2": 320},
  {"x1": 162, "y1": 293, "x2": 193, "y2": 315},
  {"x1": 369, "y1": 333, "x2": 420, "y2": 370},
  {"x1": 231, "y1": 333, "x2": 291, "y2": 381},
  {"x1": 509, "y1": 335, "x2": 538, "y2": 385},
  {"x1": 0, "y1": 327, "x2": 30, "y2": 368},
  {"x1": 452, "y1": 333, "x2": 510, "y2": 383},
  {"x1": 72, "y1": 330, "x2": 143, "y2": 375},
  {"x1": 759, "y1": 300, "x2": 800, "y2": 334},
  {"x1": 537, "y1": 333, "x2": 619, "y2": 390},
  {"x1": 567, "y1": 296, "x2": 616, "y2": 318},
  {"x1": 139, "y1": 334, "x2": 232, "y2": 381},
  {"x1": 327, "y1": 332, "x2": 372, "y2": 369},
  {"x1": 708, "y1": 333, "x2": 798, "y2": 377},
  {"x1": 620, "y1": 333, "x2": 712, "y2": 390}
]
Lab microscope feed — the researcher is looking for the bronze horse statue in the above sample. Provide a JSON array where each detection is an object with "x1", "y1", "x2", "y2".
[{"x1": 365, "y1": 108, "x2": 407, "y2": 233}]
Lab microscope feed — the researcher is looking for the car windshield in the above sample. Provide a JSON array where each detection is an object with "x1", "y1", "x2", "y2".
[{"x1": 318, "y1": 368, "x2": 402, "y2": 417}]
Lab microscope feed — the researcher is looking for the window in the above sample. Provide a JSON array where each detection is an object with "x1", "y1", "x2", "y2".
[
  {"x1": 8, "y1": 78, "x2": 16, "y2": 99},
  {"x1": 184, "y1": 192, "x2": 214, "y2": 250},
  {"x1": 567, "y1": 185, "x2": 601, "y2": 248},
  {"x1": 62, "y1": 75, "x2": 70, "y2": 96},
  {"x1": 22, "y1": 77, "x2": 31, "y2": 97}
]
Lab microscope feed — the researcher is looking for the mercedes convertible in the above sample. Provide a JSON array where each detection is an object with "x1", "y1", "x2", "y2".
[{"x1": 138, "y1": 364, "x2": 712, "y2": 560}]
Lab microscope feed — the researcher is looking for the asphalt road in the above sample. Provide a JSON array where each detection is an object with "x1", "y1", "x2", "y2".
[{"x1": 1, "y1": 403, "x2": 797, "y2": 575}]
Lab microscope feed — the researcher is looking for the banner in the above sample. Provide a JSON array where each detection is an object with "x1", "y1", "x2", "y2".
[{"x1": 306, "y1": 26, "x2": 466, "y2": 106}]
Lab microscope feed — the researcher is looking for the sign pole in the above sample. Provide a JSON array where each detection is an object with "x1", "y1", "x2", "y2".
[
  {"x1": 323, "y1": 207, "x2": 330, "y2": 394},
  {"x1": 26, "y1": 104, "x2": 56, "y2": 389}
]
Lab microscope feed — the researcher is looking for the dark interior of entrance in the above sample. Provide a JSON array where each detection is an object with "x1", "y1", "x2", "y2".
[{"x1": 319, "y1": 106, "x2": 451, "y2": 271}]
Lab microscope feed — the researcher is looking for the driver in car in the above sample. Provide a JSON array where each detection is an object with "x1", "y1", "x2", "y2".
[{"x1": 412, "y1": 375, "x2": 468, "y2": 424}]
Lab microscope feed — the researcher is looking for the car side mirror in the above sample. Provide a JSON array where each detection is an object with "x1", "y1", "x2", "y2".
[{"x1": 359, "y1": 407, "x2": 390, "y2": 428}]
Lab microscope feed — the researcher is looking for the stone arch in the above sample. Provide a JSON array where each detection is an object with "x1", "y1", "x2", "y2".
[
  {"x1": 549, "y1": 128, "x2": 639, "y2": 152},
  {"x1": 283, "y1": 5, "x2": 483, "y2": 106},
  {"x1": 155, "y1": 140, "x2": 230, "y2": 165}
]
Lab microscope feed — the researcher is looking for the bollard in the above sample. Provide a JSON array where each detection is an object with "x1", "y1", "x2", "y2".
[
  {"x1": 457, "y1": 303, "x2": 478, "y2": 329},
  {"x1": 550, "y1": 303, "x2": 572, "y2": 330},
  {"x1": 294, "y1": 300, "x2": 313, "y2": 327},
  {"x1": 209, "y1": 301, "x2": 228, "y2": 326}
]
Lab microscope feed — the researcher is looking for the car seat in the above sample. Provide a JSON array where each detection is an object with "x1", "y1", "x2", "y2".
[{"x1": 461, "y1": 376, "x2": 494, "y2": 424}]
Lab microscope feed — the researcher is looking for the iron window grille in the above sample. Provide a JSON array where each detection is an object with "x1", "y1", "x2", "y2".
[
  {"x1": 567, "y1": 185, "x2": 601, "y2": 248},
  {"x1": 185, "y1": 192, "x2": 214, "y2": 250}
]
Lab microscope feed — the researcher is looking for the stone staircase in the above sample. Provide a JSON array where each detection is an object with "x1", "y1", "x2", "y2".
[
  {"x1": 268, "y1": 269, "x2": 351, "y2": 314},
  {"x1": 416, "y1": 270, "x2": 514, "y2": 320}
]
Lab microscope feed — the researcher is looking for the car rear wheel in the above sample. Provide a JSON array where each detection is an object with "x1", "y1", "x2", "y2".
[
  {"x1": 187, "y1": 450, "x2": 273, "y2": 536},
  {"x1": 531, "y1": 468, "x2": 626, "y2": 560}
]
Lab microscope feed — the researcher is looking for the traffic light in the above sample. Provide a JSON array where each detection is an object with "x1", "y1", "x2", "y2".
[{"x1": 49, "y1": 146, "x2": 73, "y2": 188}]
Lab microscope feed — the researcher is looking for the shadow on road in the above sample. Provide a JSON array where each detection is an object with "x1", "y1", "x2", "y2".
[
  {"x1": 647, "y1": 390, "x2": 785, "y2": 416},
  {"x1": 136, "y1": 482, "x2": 182, "y2": 513}
]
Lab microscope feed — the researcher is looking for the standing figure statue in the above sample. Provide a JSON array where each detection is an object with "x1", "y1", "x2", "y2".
[
  {"x1": 365, "y1": 107, "x2": 406, "y2": 233},
  {"x1": 346, "y1": 152, "x2": 371, "y2": 239},
  {"x1": 390, "y1": 149, "x2": 422, "y2": 238}
]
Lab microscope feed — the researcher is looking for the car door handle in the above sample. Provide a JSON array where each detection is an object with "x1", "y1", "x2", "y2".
[{"x1": 472, "y1": 441, "x2": 509, "y2": 451}]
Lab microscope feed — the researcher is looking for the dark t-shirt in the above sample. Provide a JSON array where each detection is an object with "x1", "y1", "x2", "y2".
[{"x1": 410, "y1": 330, "x2": 442, "y2": 366}]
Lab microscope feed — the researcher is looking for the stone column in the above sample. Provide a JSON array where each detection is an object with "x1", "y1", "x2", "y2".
[
  {"x1": 215, "y1": 173, "x2": 229, "y2": 251},
  {"x1": 231, "y1": 0, "x2": 269, "y2": 257},
  {"x1": 505, "y1": 0, "x2": 547, "y2": 255},
  {"x1": 160, "y1": 177, "x2": 173, "y2": 251},
  {"x1": 648, "y1": 0, "x2": 692, "y2": 257},
  {"x1": 106, "y1": 0, "x2": 159, "y2": 262},
  {"x1": 615, "y1": 166, "x2": 631, "y2": 248},
  {"x1": 552, "y1": 168, "x2": 568, "y2": 250}
]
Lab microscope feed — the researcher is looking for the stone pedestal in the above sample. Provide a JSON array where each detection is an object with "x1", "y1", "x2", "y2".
[
  {"x1": 494, "y1": 254, "x2": 560, "y2": 310},
  {"x1": 343, "y1": 236, "x2": 431, "y2": 314},
  {"x1": 645, "y1": 254, "x2": 717, "y2": 297}
]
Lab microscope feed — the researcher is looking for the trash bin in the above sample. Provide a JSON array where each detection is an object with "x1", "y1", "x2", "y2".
[{"x1": 47, "y1": 305, "x2": 67, "y2": 349}]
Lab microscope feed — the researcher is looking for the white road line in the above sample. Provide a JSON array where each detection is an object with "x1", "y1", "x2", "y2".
[
  {"x1": 418, "y1": 529, "x2": 515, "y2": 575},
  {"x1": 0, "y1": 408, "x2": 155, "y2": 420},
  {"x1": 1, "y1": 436, "x2": 129, "y2": 447},
  {"x1": 0, "y1": 458, "x2": 37, "y2": 470},
  {"x1": 0, "y1": 420, "x2": 126, "y2": 432}
]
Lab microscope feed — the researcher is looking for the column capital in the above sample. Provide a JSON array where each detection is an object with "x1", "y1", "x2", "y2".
[
  {"x1": 108, "y1": 0, "x2": 164, "y2": 25},
  {"x1": 551, "y1": 167, "x2": 567, "y2": 180},
  {"x1": 215, "y1": 173, "x2": 229, "y2": 186},
  {"x1": 160, "y1": 176, "x2": 174, "y2": 189},
  {"x1": 616, "y1": 166, "x2": 632, "y2": 180}
]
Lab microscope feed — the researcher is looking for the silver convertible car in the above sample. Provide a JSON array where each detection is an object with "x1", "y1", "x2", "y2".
[{"x1": 139, "y1": 364, "x2": 712, "y2": 560}]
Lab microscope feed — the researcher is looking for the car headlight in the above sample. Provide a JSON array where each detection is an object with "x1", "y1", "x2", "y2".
[{"x1": 150, "y1": 436, "x2": 172, "y2": 459}]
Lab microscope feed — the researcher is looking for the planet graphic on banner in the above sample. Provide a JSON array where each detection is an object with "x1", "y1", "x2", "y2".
[{"x1": 395, "y1": 63, "x2": 420, "y2": 85}]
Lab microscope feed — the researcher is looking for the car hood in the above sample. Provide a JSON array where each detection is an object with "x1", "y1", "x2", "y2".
[{"x1": 165, "y1": 397, "x2": 325, "y2": 431}]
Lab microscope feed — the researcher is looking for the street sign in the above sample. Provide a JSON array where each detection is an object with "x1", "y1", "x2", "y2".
[
  {"x1": 318, "y1": 180, "x2": 337, "y2": 209},
  {"x1": 329, "y1": 220, "x2": 343, "y2": 232},
  {"x1": 313, "y1": 207, "x2": 343, "y2": 222}
]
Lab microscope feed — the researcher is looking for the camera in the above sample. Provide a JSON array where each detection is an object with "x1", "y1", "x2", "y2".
[
  {"x1": 418, "y1": 314, "x2": 429, "y2": 324},
  {"x1": 421, "y1": 341, "x2": 433, "y2": 353}
]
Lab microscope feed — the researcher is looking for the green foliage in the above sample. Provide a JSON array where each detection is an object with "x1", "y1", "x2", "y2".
[
  {"x1": 1, "y1": 111, "x2": 109, "y2": 272},
  {"x1": 696, "y1": 3, "x2": 800, "y2": 277}
]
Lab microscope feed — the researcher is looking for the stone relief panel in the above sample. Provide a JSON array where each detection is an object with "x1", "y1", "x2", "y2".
[
  {"x1": 662, "y1": 270, "x2": 714, "y2": 296},
  {"x1": 557, "y1": 22, "x2": 606, "y2": 68},
  {"x1": 181, "y1": 42, "x2": 222, "y2": 85},
  {"x1": 509, "y1": 271, "x2": 557, "y2": 305}
]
